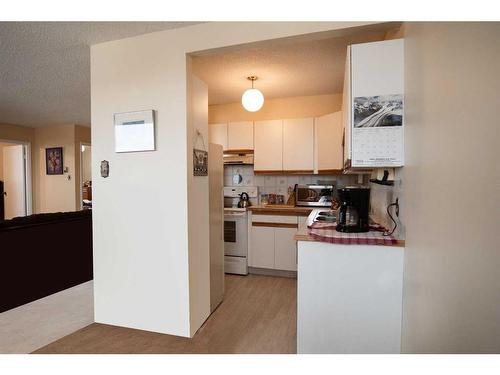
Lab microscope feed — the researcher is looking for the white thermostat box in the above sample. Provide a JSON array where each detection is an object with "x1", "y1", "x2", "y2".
[{"x1": 114, "y1": 110, "x2": 155, "y2": 153}]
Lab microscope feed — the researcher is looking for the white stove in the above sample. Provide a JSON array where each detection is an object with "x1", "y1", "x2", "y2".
[
  {"x1": 223, "y1": 187, "x2": 258, "y2": 275},
  {"x1": 223, "y1": 186, "x2": 258, "y2": 209}
]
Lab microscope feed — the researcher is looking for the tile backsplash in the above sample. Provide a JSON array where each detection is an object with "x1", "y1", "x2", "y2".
[
  {"x1": 224, "y1": 165, "x2": 357, "y2": 205},
  {"x1": 369, "y1": 178, "x2": 404, "y2": 239},
  {"x1": 224, "y1": 164, "x2": 405, "y2": 240}
]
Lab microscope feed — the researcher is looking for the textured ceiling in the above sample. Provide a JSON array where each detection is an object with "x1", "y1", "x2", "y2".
[
  {"x1": 192, "y1": 26, "x2": 395, "y2": 105},
  {"x1": 0, "y1": 22, "x2": 201, "y2": 127}
]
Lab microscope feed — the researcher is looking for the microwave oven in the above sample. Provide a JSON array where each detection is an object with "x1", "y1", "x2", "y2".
[{"x1": 295, "y1": 184, "x2": 334, "y2": 207}]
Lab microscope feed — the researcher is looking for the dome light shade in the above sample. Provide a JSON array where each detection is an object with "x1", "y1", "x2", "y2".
[{"x1": 242, "y1": 88, "x2": 264, "y2": 112}]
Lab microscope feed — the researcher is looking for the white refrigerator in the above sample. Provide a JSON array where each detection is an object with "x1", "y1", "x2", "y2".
[{"x1": 208, "y1": 142, "x2": 224, "y2": 312}]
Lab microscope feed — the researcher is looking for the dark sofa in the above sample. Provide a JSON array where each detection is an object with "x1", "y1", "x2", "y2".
[{"x1": 0, "y1": 210, "x2": 93, "y2": 313}]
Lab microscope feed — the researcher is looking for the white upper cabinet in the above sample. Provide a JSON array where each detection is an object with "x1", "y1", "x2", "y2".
[
  {"x1": 222, "y1": 112, "x2": 345, "y2": 173},
  {"x1": 254, "y1": 120, "x2": 283, "y2": 172},
  {"x1": 347, "y1": 39, "x2": 405, "y2": 167},
  {"x1": 227, "y1": 121, "x2": 254, "y2": 150},
  {"x1": 315, "y1": 111, "x2": 343, "y2": 173},
  {"x1": 208, "y1": 123, "x2": 228, "y2": 151},
  {"x1": 283, "y1": 118, "x2": 314, "y2": 172},
  {"x1": 342, "y1": 47, "x2": 352, "y2": 168}
]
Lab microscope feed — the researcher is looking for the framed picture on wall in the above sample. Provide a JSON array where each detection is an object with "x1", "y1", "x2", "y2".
[
  {"x1": 193, "y1": 149, "x2": 208, "y2": 176},
  {"x1": 46, "y1": 147, "x2": 64, "y2": 175}
]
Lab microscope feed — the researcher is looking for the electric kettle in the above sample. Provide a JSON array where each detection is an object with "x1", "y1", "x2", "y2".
[{"x1": 237, "y1": 192, "x2": 251, "y2": 208}]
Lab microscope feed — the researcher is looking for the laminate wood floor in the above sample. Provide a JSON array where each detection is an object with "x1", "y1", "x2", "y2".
[{"x1": 34, "y1": 274, "x2": 297, "y2": 354}]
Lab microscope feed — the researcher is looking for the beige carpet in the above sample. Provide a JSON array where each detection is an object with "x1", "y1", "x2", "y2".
[{"x1": 0, "y1": 281, "x2": 94, "y2": 353}]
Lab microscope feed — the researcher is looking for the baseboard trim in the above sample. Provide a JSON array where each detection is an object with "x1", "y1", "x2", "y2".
[{"x1": 248, "y1": 267, "x2": 297, "y2": 279}]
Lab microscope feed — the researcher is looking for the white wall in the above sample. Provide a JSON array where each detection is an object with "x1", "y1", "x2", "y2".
[
  {"x1": 91, "y1": 22, "x2": 375, "y2": 337},
  {"x1": 35, "y1": 125, "x2": 76, "y2": 213},
  {"x1": 91, "y1": 33, "x2": 191, "y2": 336},
  {"x1": 208, "y1": 94, "x2": 343, "y2": 123},
  {"x1": 402, "y1": 22, "x2": 500, "y2": 353},
  {"x1": 0, "y1": 142, "x2": 7, "y2": 180}
]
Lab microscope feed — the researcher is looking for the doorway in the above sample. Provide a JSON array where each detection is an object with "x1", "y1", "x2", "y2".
[
  {"x1": 80, "y1": 142, "x2": 92, "y2": 210},
  {"x1": 0, "y1": 140, "x2": 32, "y2": 220}
]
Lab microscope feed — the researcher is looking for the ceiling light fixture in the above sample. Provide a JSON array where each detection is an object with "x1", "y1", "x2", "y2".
[{"x1": 241, "y1": 76, "x2": 264, "y2": 112}]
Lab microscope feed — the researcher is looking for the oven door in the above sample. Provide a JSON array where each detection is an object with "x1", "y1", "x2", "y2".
[{"x1": 224, "y1": 211, "x2": 248, "y2": 257}]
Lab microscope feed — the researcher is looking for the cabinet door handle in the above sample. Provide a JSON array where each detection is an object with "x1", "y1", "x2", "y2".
[{"x1": 252, "y1": 222, "x2": 298, "y2": 228}]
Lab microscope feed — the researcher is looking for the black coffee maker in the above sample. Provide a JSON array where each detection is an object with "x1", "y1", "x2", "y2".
[{"x1": 336, "y1": 186, "x2": 370, "y2": 233}]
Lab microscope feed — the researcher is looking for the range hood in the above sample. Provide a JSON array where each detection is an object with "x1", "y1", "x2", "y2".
[{"x1": 223, "y1": 150, "x2": 254, "y2": 165}]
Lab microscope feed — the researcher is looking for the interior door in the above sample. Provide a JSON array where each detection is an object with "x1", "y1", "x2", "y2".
[{"x1": 3, "y1": 145, "x2": 26, "y2": 219}]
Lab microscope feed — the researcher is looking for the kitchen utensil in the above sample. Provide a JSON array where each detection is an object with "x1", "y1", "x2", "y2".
[
  {"x1": 286, "y1": 186, "x2": 295, "y2": 205},
  {"x1": 237, "y1": 192, "x2": 251, "y2": 208},
  {"x1": 260, "y1": 194, "x2": 269, "y2": 205},
  {"x1": 268, "y1": 193, "x2": 276, "y2": 205}
]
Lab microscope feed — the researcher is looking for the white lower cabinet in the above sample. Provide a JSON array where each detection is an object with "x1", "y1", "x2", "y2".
[
  {"x1": 297, "y1": 240, "x2": 404, "y2": 353},
  {"x1": 250, "y1": 214, "x2": 298, "y2": 271},
  {"x1": 250, "y1": 226, "x2": 275, "y2": 269},
  {"x1": 274, "y1": 227, "x2": 298, "y2": 271}
]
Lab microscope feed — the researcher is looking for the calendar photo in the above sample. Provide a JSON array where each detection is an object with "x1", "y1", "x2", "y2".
[{"x1": 353, "y1": 94, "x2": 403, "y2": 128}]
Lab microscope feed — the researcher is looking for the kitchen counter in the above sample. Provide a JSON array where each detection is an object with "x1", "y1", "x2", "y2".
[
  {"x1": 248, "y1": 205, "x2": 313, "y2": 216},
  {"x1": 296, "y1": 208, "x2": 405, "y2": 353},
  {"x1": 294, "y1": 209, "x2": 405, "y2": 247}
]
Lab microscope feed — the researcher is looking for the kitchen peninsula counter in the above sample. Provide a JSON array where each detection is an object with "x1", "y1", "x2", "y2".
[
  {"x1": 294, "y1": 208, "x2": 405, "y2": 247},
  {"x1": 296, "y1": 208, "x2": 405, "y2": 354}
]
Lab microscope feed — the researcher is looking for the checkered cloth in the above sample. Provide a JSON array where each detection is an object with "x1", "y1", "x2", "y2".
[{"x1": 307, "y1": 221, "x2": 400, "y2": 246}]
